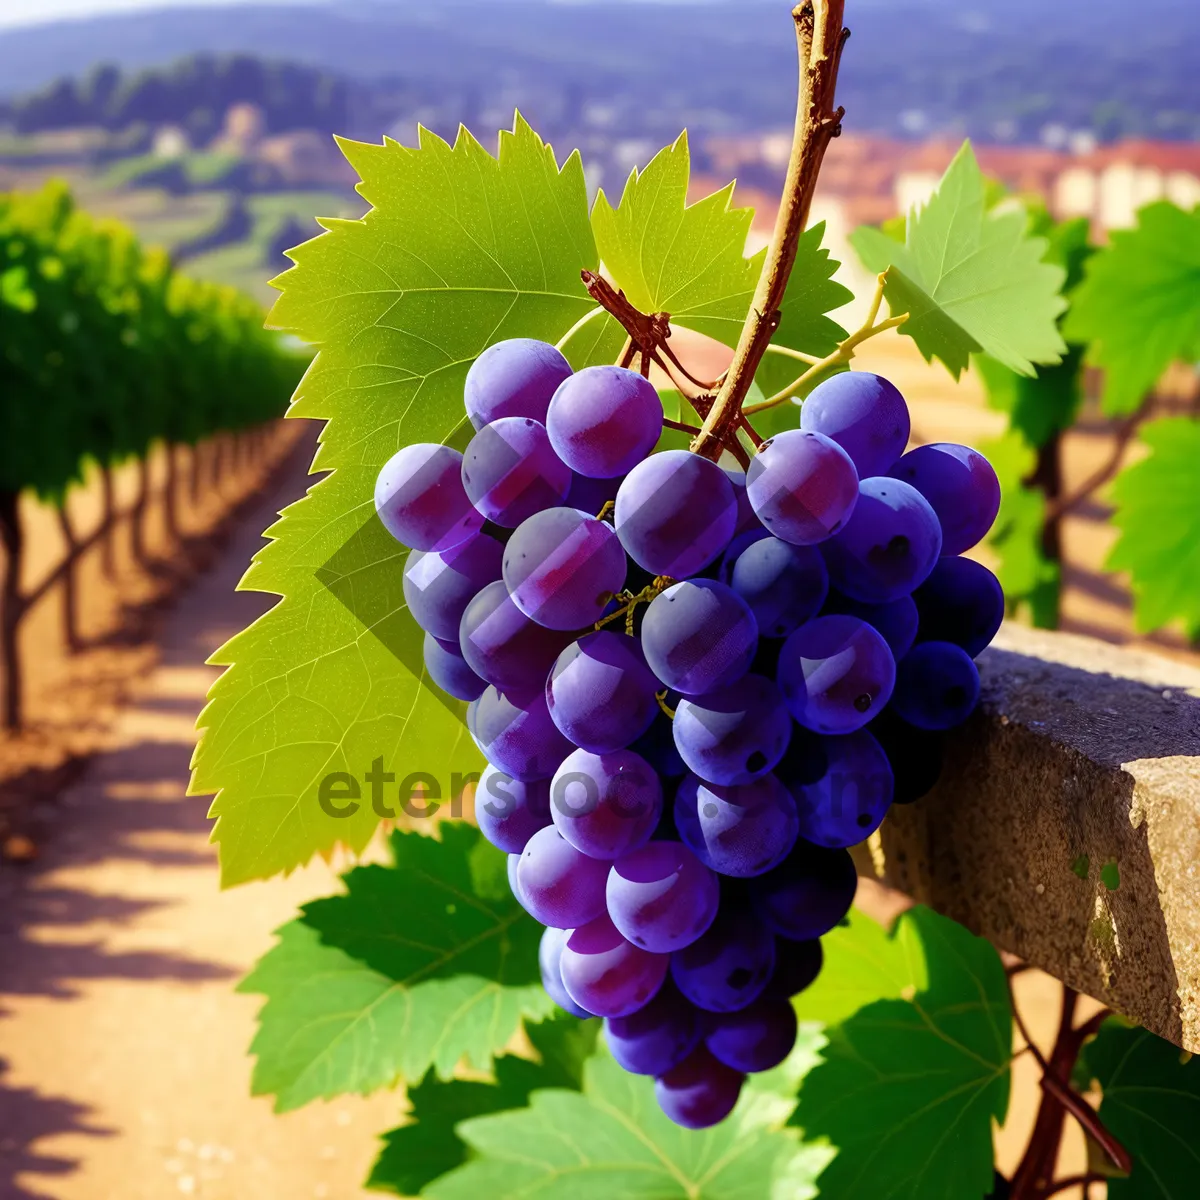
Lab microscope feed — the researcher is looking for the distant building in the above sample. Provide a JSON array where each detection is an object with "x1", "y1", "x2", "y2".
[
  {"x1": 152, "y1": 125, "x2": 190, "y2": 159},
  {"x1": 256, "y1": 130, "x2": 356, "y2": 187},
  {"x1": 212, "y1": 103, "x2": 266, "y2": 156}
]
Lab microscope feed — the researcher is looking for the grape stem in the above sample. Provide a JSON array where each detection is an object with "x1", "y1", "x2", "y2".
[
  {"x1": 689, "y1": 0, "x2": 850, "y2": 461},
  {"x1": 592, "y1": 576, "x2": 676, "y2": 635},
  {"x1": 741, "y1": 271, "x2": 910, "y2": 416}
]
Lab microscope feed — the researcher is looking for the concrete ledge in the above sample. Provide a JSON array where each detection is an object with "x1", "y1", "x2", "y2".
[{"x1": 864, "y1": 623, "x2": 1200, "y2": 1052}]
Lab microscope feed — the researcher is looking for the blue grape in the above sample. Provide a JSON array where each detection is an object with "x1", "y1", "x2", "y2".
[
  {"x1": 507, "y1": 852, "x2": 526, "y2": 906},
  {"x1": 559, "y1": 912, "x2": 668, "y2": 1018},
  {"x1": 424, "y1": 633, "x2": 486, "y2": 701},
  {"x1": 823, "y1": 589, "x2": 919, "y2": 661},
  {"x1": 503, "y1": 507, "x2": 627, "y2": 630},
  {"x1": 704, "y1": 993, "x2": 798, "y2": 1073},
  {"x1": 404, "y1": 530, "x2": 504, "y2": 642},
  {"x1": 605, "y1": 977, "x2": 700, "y2": 1075},
  {"x1": 822, "y1": 477, "x2": 942, "y2": 603},
  {"x1": 614, "y1": 451, "x2": 738, "y2": 577},
  {"x1": 890, "y1": 442, "x2": 1001, "y2": 556},
  {"x1": 464, "y1": 338, "x2": 572, "y2": 429},
  {"x1": 777, "y1": 614, "x2": 896, "y2": 733},
  {"x1": 747, "y1": 840, "x2": 858, "y2": 941},
  {"x1": 913, "y1": 556, "x2": 1004, "y2": 657},
  {"x1": 459, "y1": 580, "x2": 575, "y2": 693},
  {"x1": 654, "y1": 1045, "x2": 744, "y2": 1129},
  {"x1": 674, "y1": 773, "x2": 798, "y2": 877},
  {"x1": 551, "y1": 748, "x2": 663, "y2": 860},
  {"x1": 375, "y1": 443, "x2": 483, "y2": 552},
  {"x1": 671, "y1": 908, "x2": 776, "y2": 1013},
  {"x1": 461, "y1": 417, "x2": 571, "y2": 527},
  {"x1": 672, "y1": 674, "x2": 792, "y2": 786},
  {"x1": 870, "y1": 710, "x2": 944, "y2": 805},
  {"x1": 546, "y1": 366, "x2": 664, "y2": 478},
  {"x1": 468, "y1": 685, "x2": 573, "y2": 782},
  {"x1": 729, "y1": 536, "x2": 829, "y2": 638},
  {"x1": 517, "y1": 825, "x2": 611, "y2": 928},
  {"x1": 566, "y1": 470, "x2": 623, "y2": 515},
  {"x1": 800, "y1": 371, "x2": 911, "y2": 478},
  {"x1": 476, "y1": 765, "x2": 552, "y2": 853},
  {"x1": 723, "y1": 467, "x2": 761, "y2": 535},
  {"x1": 630, "y1": 711, "x2": 688, "y2": 779},
  {"x1": 539, "y1": 926, "x2": 595, "y2": 1018},
  {"x1": 745, "y1": 429, "x2": 859, "y2": 545},
  {"x1": 892, "y1": 640, "x2": 981, "y2": 730},
  {"x1": 793, "y1": 729, "x2": 894, "y2": 847},
  {"x1": 767, "y1": 938, "x2": 823, "y2": 999},
  {"x1": 546, "y1": 632, "x2": 660, "y2": 753},
  {"x1": 641, "y1": 580, "x2": 758, "y2": 696},
  {"x1": 606, "y1": 840, "x2": 720, "y2": 954}
]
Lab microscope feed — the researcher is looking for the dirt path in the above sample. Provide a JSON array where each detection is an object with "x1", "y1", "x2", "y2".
[{"x1": 0, "y1": 443, "x2": 399, "y2": 1200}]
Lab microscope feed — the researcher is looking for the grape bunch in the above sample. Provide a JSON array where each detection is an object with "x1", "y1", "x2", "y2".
[{"x1": 376, "y1": 339, "x2": 1003, "y2": 1129}]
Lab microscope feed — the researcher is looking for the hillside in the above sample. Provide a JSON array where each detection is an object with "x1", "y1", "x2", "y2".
[{"x1": 0, "y1": 0, "x2": 1197, "y2": 144}]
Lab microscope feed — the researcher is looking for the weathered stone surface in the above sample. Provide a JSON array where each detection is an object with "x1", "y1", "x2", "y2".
[{"x1": 863, "y1": 623, "x2": 1200, "y2": 1052}]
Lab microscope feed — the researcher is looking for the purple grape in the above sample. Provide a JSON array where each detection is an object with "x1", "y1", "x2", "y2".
[
  {"x1": 913, "y1": 556, "x2": 1005, "y2": 657},
  {"x1": 723, "y1": 467, "x2": 761, "y2": 535},
  {"x1": 559, "y1": 912, "x2": 668, "y2": 1018},
  {"x1": 459, "y1": 580, "x2": 575, "y2": 693},
  {"x1": 777, "y1": 614, "x2": 896, "y2": 733},
  {"x1": 468, "y1": 686, "x2": 573, "y2": 782},
  {"x1": 507, "y1": 852, "x2": 528, "y2": 907},
  {"x1": 654, "y1": 1045, "x2": 744, "y2": 1129},
  {"x1": 890, "y1": 442, "x2": 1001, "y2": 556},
  {"x1": 747, "y1": 840, "x2": 858, "y2": 941},
  {"x1": 630, "y1": 711, "x2": 688, "y2": 779},
  {"x1": 671, "y1": 908, "x2": 776, "y2": 1013},
  {"x1": 461, "y1": 418, "x2": 571, "y2": 527},
  {"x1": 729, "y1": 536, "x2": 829, "y2": 638},
  {"x1": 717, "y1": 527, "x2": 772, "y2": 586},
  {"x1": 604, "y1": 976, "x2": 700, "y2": 1075},
  {"x1": 550, "y1": 748, "x2": 662, "y2": 860},
  {"x1": 823, "y1": 590, "x2": 919, "y2": 660},
  {"x1": 403, "y1": 530, "x2": 504, "y2": 642},
  {"x1": 539, "y1": 926, "x2": 595, "y2": 1018},
  {"x1": 614, "y1": 451, "x2": 738, "y2": 577},
  {"x1": 546, "y1": 632, "x2": 660, "y2": 753},
  {"x1": 546, "y1": 366, "x2": 664, "y2": 478},
  {"x1": 767, "y1": 938, "x2": 823, "y2": 999},
  {"x1": 672, "y1": 674, "x2": 792, "y2": 786},
  {"x1": 424, "y1": 633, "x2": 486, "y2": 701},
  {"x1": 476, "y1": 765, "x2": 552, "y2": 853},
  {"x1": 375, "y1": 444, "x2": 483, "y2": 552},
  {"x1": 870, "y1": 710, "x2": 944, "y2": 805},
  {"x1": 503, "y1": 507, "x2": 627, "y2": 630},
  {"x1": 705, "y1": 994, "x2": 798, "y2": 1073},
  {"x1": 793, "y1": 729, "x2": 894, "y2": 847},
  {"x1": 745, "y1": 429, "x2": 859, "y2": 545},
  {"x1": 800, "y1": 371, "x2": 911, "y2": 478},
  {"x1": 464, "y1": 338, "x2": 572, "y2": 429},
  {"x1": 892, "y1": 640, "x2": 981, "y2": 730},
  {"x1": 822, "y1": 477, "x2": 943, "y2": 603},
  {"x1": 566, "y1": 471, "x2": 623, "y2": 515},
  {"x1": 641, "y1": 580, "x2": 757, "y2": 696},
  {"x1": 517, "y1": 825, "x2": 611, "y2": 928},
  {"x1": 674, "y1": 773, "x2": 798, "y2": 878},
  {"x1": 606, "y1": 841, "x2": 720, "y2": 954}
]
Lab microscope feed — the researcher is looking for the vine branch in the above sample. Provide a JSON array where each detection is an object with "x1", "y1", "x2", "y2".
[
  {"x1": 1042, "y1": 404, "x2": 1149, "y2": 525},
  {"x1": 690, "y1": 0, "x2": 850, "y2": 460}
]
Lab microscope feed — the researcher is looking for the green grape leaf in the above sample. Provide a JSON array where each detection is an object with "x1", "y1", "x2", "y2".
[
  {"x1": 423, "y1": 1048, "x2": 819, "y2": 1200},
  {"x1": 367, "y1": 1014, "x2": 599, "y2": 1196},
  {"x1": 851, "y1": 142, "x2": 1068, "y2": 379},
  {"x1": 238, "y1": 825, "x2": 554, "y2": 1113},
  {"x1": 1081, "y1": 1020, "x2": 1200, "y2": 1198},
  {"x1": 979, "y1": 429, "x2": 1060, "y2": 627},
  {"x1": 790, "y1": 905, "x2": 1012, "y2": 1200},
  {"x1": 189, "y1": 117, "x2": 598, "y2": 885},
  {"x1": 1108, "y1": 417, "x2": 1200, "y2": 638},
  {"x1": 1064, "y1": 201, "x2": 1200, "y2": 416}
]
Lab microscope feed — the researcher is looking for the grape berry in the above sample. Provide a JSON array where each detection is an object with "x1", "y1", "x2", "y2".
[{"x1": 377, "y1": 343, "x2": 1001, "y2": 1129}]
